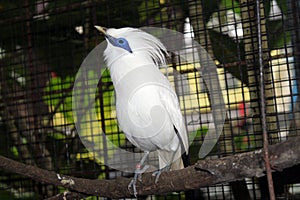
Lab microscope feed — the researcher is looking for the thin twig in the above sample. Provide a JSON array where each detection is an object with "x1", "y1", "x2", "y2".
[{"x1": 255, "y1": 0, "x2": 276, "y2": 199}]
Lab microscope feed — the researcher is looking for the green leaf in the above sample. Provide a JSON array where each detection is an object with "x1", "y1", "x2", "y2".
[
  {"x1": 267, "y1": 20, "x2": 291, "y2": 49},
  {"x1": 220, "y1": 0, "x2": 240, "y2": 14},
  {"x1": 209, "y1": 30, "x2": 248, "y2": 85}
]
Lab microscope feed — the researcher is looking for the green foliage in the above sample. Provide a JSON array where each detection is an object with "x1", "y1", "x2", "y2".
[
  {"x1": 200, "y1": 0, "x2": 221, "y2": 23},
  {"x1": 189, "y1": 126, "x2": 255, "y2": 159},
  {"x1": 209, "y1": 30, "x2": 248, "y2": 84},
  {"x1": 43, "y1": 69, "x2": 126, "y2": 165},
  {"x1": 234, "y1": 132, "x2": 256, "y2": 151},
  {"x1": 138, "y1": 0, "x2": 161, "y2": 23},
  {"x1": 43, "y1": 75, "x2": 74, "y2": 124},
  {"x1": 220, "y1": 0, "x2": 240, "y2": 14},
  {"x1": 206, "y1": 0, "x2": 289, "y2": 85},
  {"x1": 0, "y1": 181, "x2": 37, "y2": 199},
  {"x1": 267, "y1": 20, "x2": 291, "y2": 49},
  {"x1": 0, "y1": 191, "x2": 17, "y2": 200},
  {"x1": 189, "y1": 127, "x2": 209, "y2": 163}
]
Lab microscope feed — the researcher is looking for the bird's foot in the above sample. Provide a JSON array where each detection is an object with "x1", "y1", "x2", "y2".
[
  {"x1": 152, "y1": 165, "x2": 170, "y2": 183},
  {"x1": 128, "y1": 164, "x2": 150, "y2": 197},
  {"x1": 128, "y1": 178, "x2": 138, "y2": 197}
]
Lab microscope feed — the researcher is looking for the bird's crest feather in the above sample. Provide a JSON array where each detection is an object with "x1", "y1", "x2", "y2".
[{"x1": 104, "y1": 28, "x2": 168, "y2": 67}]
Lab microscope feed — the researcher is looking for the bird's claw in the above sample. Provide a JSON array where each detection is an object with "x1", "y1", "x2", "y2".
[
  {"x1": 128, "y1": 178, "x2": 138, "y2": 197},
  {"x1": 152, "y1": 170, "x2": 161, "y2": 183},
  {"x1": 128, "y1": 165, "x2": 150, "y2": 197}
]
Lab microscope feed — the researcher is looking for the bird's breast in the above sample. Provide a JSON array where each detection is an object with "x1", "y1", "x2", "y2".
[{"x1": 112, "y1": 69, "x2": 179, "y2": 152}]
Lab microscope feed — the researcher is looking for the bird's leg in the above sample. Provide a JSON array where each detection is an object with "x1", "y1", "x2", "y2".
[
  {"x1": 128, "y1": 151, "x2": 150, "y2": 197},
  {"x1": 152, "y1": 165, "x2": 171, "y2": 183},
  {"x1": 152, "y1": 151, "x2": 176, "y2": 183}
]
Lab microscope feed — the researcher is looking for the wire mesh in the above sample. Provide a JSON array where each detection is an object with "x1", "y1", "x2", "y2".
[{"x1": 0, "y1": 0, "x2": 300, "y2": 199}]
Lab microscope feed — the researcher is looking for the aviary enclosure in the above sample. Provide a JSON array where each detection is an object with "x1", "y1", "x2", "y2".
[{"x1": 0, "y1": 0, "x2": 300, "y2": 199}]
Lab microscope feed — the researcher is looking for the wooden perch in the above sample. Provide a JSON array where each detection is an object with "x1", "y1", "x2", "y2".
[{"x1": 0, "y1": 135, "x2": 300, "y2": 199}]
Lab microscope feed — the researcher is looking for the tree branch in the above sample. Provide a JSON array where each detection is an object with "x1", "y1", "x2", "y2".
[{"x1": 1, "y1": 135, "x2": 300, "y2": 199}]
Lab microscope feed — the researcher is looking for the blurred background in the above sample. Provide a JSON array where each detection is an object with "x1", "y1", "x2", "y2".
[{"x1": 0, "y1": 0, "x2": 300, "y2": 199}]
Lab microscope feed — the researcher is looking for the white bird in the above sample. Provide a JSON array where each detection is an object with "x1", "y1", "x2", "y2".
[{"x1": 95, "y1": 26, "x2": 189, "y2": 196}]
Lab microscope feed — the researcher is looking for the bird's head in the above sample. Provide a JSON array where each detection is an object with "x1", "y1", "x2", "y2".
[
  {"x1": 95, "y1": 26, "x2": 133, "y2": 54},
  {"x1": 95, "y1": 26, "x2": 168, "y2": 67}
]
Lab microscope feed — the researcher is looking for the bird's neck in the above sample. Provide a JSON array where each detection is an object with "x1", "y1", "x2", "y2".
[{"x1": 108, "y1": 54, "x2": 155, "y2": 86}]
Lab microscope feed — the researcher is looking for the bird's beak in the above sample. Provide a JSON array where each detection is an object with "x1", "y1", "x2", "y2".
[
  {"x1": 94, "y1": 25, "x2": 117, "y2": 48},
  {"x1": 94, "y1": 25, "x2": 107, "y2": 35}
]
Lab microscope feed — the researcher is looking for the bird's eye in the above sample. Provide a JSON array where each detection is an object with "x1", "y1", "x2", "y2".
[{"x1": 118, "y1": 39, "x2": 124, "y2": 44}]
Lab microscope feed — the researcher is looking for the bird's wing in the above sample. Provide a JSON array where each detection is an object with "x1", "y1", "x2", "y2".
[
  {"x1": 115, "y1": 100, "x2": 142, "y2": 148},
  {"x1": 159, "y1": 87, "x2": 189, "y2": 154}
]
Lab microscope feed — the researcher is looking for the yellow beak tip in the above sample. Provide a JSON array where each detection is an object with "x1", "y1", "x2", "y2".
[{"x1": 94, "y1": 25, "x2": 106, "y2": 35}]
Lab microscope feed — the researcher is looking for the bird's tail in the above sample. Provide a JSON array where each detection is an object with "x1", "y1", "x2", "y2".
[
  {"x1": 170, "y1": 157, "x2": 184, "y2": 170},
  {"x1": 158, "y1": 148, "x2": 186, "y2": 171}
]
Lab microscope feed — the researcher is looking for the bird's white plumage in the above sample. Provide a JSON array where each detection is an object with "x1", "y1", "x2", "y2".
[{"x1": 101, "y1": 27, "x2": 188, "y2": 170}]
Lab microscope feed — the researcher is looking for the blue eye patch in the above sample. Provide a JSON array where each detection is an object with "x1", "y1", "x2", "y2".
[{"x1": 106, "y1": 35, "x2": 133, "y2": 53}]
